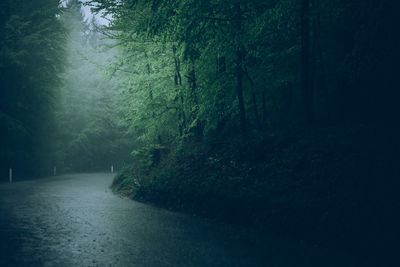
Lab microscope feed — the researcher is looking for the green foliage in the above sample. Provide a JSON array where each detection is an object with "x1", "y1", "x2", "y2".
[
  {"x1": 130, "y1": 144, "x2": 166, "y2": 168},
  {"x1": 96, "y1": 1, "x2": 399, "y2": 260},
  {"x1": 93, "y1": 0, "x2": 399, "y2": 142},
  {"x1": 88, "y1": 0, "x2": 304, "y2": 147},
  {"x1": 0, "y1": 0, "x2": 66, "y2": 178}
]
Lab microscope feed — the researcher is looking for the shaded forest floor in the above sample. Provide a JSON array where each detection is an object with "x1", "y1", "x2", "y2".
[{"x1": 113, "y1": 123, "x2": 399, "y2": 266}]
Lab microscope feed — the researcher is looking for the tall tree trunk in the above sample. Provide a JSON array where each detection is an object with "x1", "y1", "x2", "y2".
[
  {"x1": 216, "y1": 54, "x2": 226, "y2": 77},
  {"x1": 187, "y1": 63, "x2": 203, "y2": 138},
  {"x1": 251, "y1": 92, "x2": 260, "y2": 128},
  {"x1": 189, "y1": 63, "x2": 197, "y2": 104},
  {"x1": 173, "y1": 45, "x2": 185, "y2": 135},
  {"x1": 173, "y1": 46, "x2": 182, "y2": 86},
  {"x1": 301, "y1": 0, "x2": 313, "y2": 123},
  {"x1": 244, "y1": 66, "x2": 260, "y2": 129},
  {"x1": 144, "y1": 50, "x2": 162, "y2": 143},
  {"x1": 180, "y1": 93, "x2": 186, "y2": 131}
]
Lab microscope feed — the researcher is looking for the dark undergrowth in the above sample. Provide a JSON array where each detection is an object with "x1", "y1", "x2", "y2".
[{"x1": 112, "y1": 123, "x2": 399, "y2": 266}]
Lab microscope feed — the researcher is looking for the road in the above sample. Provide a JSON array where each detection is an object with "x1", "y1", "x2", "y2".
[{"x1": 0, "y1": 173, "x2": 307, "y2": 266}]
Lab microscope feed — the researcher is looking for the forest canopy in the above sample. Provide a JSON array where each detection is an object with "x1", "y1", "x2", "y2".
[
  {"x1": 1, "y1": 1, "x2": 399, "y2": 264},
  {"x1": 0, "y1": 0, "x2": 66, "y2": 176},
  {"x1": 1, "y1": 0, "x2": 399, "y2": 177},
  {"x1": 83, "y1": 0, "x2": 400, "y2": 148}
]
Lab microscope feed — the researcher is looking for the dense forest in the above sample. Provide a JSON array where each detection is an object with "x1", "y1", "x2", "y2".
[
  {"x1": 0, "y1": 0, "x2": 65, "y2": 177},
  {"x1": 1, "y1": 0, "x2": 399, "y2": 265}
]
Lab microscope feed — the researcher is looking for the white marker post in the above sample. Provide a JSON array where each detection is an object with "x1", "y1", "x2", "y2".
[
  {"x1": 9, "y1": 168, "x2": 12, "y2": 183},
  {"x1": 53, "y1": 166, "x2": 57, "y2": 176},
  {"x1": 111, "y1": 165, "x2": 114, "y2": 173}
]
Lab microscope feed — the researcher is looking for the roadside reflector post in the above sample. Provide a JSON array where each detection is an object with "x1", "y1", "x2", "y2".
[
  {"x1": 53, "y1": 166, "x2": 57, "y2": 176},
  {"x1": 9, "y1": 168, "x2": 12, "y2": 183},
  {"x1": 111, "y1": 165, "x2": 114, "y2": 173}
]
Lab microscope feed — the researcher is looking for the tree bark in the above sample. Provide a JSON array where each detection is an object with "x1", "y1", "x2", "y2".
[
  {"x1": 189, "y1": 64, "x2": 197, "y2": 102},
  {"x1": 173, "y1": 45, "x2": 185, "y2": 135},
  {"x1": 244, "y1": 66, "x2": 260, "y2": 129},
  {"x1": 216, "y1": 55, "x2": 226, "y2": 77},
  {"x1": 173, "y1": 46, "x2": 182, "y2": 86}
]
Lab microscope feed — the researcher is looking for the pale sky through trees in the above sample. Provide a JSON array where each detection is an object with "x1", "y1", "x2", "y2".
[
  {"x1": 81, "y1": 2, "x2": 110, "y2": 25},
  {"x1": 61, "y1": 0, "x2": 110, "y2": 25}
]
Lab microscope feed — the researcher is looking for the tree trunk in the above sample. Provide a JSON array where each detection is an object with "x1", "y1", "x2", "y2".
[
  {"x1": 216, "y1": 54, "x2": 226, "y2": 77},
  {"x1": 189, "y1": 63, "x2": 197, "y2": 103},
  {"x1": 251, "y1": 92, "x2": 260, "y2": 128},
  {"x1": 244, "y1": 65, "x2": 260, "y2": 129},
  {"x1": 173, "y1": 45, "x2": 185, "y2": 135},
  {"x1": 173, "y1": 46, "x2": 182, "y2": 86},
  {"x1": 180, "y1": 93, "x2": 186, "y2": 131},
  {"x1": 187, "y1": 63, "x2": 203, "y2": 138}
]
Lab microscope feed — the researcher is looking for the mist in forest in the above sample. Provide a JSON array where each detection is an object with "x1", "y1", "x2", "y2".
[
  {"x1": 54, "y1": 1, "x2": 131, "y2": 173},
  {"x1": 1, "y1": 0, "x2": 399, "y2": 266},
  {"x1": 1, "y1": 0, "x2": 131, "y2": 176}
]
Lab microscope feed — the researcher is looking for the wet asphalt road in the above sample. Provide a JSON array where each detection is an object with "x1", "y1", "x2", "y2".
[{"x1": 0, "y1": 173, "x2": 306, "y2": 266}]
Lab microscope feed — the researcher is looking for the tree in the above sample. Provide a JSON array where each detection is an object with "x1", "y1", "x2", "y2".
[{"x1": 0, "y1": 0, "x2": 66, "y2": 178}]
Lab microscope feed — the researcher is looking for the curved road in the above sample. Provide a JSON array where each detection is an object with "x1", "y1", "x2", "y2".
[{"x1": 0, "y1": 173, "x2": 307, "y2": 266}]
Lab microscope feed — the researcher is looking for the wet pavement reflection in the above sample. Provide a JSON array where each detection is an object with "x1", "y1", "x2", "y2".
[{"x1": 0, "y1": 173, "x2": 305, "y2": 266}]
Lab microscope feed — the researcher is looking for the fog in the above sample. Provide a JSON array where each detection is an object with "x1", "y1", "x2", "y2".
[
  {"x1": 0, "y1": 1, "x2": 398, "y2": 266},
  {"x1": 54, "y1": 0, "x2": 130, "y2": 173}
]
